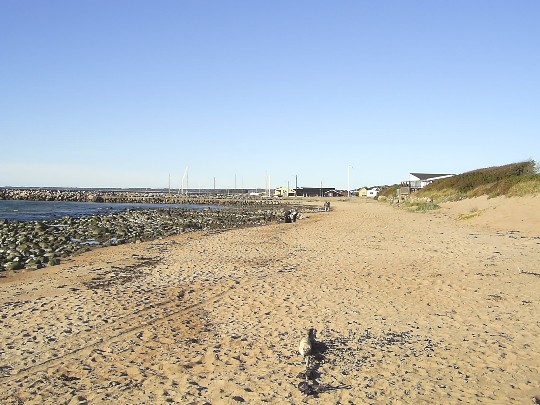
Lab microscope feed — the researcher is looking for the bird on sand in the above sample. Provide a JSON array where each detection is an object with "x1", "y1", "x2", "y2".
[{"x1": 298, "y1": 328, "x2": 316, "y2": 367}]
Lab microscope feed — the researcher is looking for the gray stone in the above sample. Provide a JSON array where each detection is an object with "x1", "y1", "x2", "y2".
[{"x1": 5, "y1": 262, "x2": 23, "y2": 270}]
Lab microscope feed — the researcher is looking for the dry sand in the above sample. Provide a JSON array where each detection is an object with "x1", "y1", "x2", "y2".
[{"x1": 1, "y1": 197, "x2": 539, "y2": 404}]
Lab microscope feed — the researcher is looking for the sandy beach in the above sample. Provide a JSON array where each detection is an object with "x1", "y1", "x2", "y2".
[{"x1": 1, "y1": 197, "x2": 539, "y2": 404}]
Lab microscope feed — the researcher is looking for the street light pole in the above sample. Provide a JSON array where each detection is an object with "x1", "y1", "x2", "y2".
[{"x1": 348, "y1": 165, "x2": 353, "y2": 197}]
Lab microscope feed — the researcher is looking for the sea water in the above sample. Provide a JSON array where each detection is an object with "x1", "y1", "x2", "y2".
[{"x1": 0, "y1": 200, "x2": 219, "y2": 222}]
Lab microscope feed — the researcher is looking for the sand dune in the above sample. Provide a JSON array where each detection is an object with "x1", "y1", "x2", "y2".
[{"x1": 1, "y1": 197, "x2": 539, "y2": 404}]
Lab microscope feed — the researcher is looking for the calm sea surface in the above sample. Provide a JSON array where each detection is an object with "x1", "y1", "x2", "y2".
[{"x1": 0, "y1": 200, "x2": 220, "y2": 222}]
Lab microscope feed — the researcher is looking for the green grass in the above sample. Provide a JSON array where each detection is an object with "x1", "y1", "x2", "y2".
[
  {"x1": 378, "y1": 184, "x2": 400, "y2": 199},
  {"x1": 417, "y1": 160, "x2": 539, "y2": 200},
  {"x1": 401, "y1": 201, "x2": 441, "y2": 212},
  {"x1": 457, "y1": 207, "x2": 482, "y2": 220},
  {"x1": 379, "y1": 160, "x2": 540, "y2": 203}
]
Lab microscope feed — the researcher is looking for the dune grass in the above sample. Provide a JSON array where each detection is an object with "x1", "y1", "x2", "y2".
[
  {"x1": 418, "y1": 160, "x2": 539, "y2": 200},
  {"x1": 402, "y1": 201, "x2": 441, "y2": 212},
  {"x1": 457, "y1": 207, "x2": 482, "y2": 220},
  {"x1": 379, "y1": 160, "x2": 540, "y2": 202}
]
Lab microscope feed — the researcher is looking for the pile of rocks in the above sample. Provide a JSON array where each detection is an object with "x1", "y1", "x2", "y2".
[
  {"x1": 0, "y1": 205, "x2": 310, "y2": 272},
  {"x1": 0, "y1": 188, "x2": 284, "y2": 206}
]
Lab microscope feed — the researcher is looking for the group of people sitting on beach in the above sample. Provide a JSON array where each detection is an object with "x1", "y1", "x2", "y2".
[{"x1": 284, "y1": 202, "x2": 330, "y2": 224}]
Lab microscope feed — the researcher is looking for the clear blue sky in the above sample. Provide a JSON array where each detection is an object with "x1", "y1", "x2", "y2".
[{"x1": 1, "y1": 1, "x2": 538, "y2": 190}]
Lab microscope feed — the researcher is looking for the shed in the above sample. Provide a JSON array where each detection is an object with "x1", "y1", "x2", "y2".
[{"x1": 295, "y1": 187, "x2": 336, "y2": 197}]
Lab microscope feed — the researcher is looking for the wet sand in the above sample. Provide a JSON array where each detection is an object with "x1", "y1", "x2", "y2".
[{"x1": 1, "y1": 197, "x2": 539, "y2": 404}]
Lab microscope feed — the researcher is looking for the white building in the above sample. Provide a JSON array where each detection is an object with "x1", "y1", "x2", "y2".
[
  {"x1": 409, "y1": 173, "x2": 455, "y2": 190},
  {"x1": 367, "y1": 187, "x2": 380, "y2": 198}
]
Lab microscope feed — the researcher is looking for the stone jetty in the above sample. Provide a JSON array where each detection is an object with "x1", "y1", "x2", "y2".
[
  {"x1": 0, "y1": 188, "x2": 282, "y2": 206},
  {"x1": 0, "y1": 189, "x2": 320, "y2": 272}
]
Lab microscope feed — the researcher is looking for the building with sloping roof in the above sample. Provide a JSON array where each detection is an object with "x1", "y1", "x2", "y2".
[
  {"x1": 367, "y1": 187, "x2": 380, "y2": 198},
  {"x1": 274, "y1": 187, "x2": 296, "y2": 197},
  {"x1": 409, "y1": 173, "x2": 454, "y2": 191}
]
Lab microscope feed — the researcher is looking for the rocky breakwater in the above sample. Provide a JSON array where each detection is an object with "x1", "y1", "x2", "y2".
[
  {"x1": 0, "y1": 205, "x2": 311, "y2": 272},
  {"x1": 1, "y1": 188, "x2": 284, "y2": 206}
]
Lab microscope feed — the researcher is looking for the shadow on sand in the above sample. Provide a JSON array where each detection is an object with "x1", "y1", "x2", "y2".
[{"x1": 296, "y1": 339, "x2": 351, "y2": 399}]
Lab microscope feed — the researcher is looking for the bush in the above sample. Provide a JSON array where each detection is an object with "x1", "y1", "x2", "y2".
[
  {"x1": 416, "y1": 160, "x2": 540, "y2": 201},
  {"x1": 402, "y1": 201, "x2": 440, "y2": 212}
]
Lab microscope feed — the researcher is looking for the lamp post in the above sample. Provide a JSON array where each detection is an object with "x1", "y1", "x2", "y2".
[{"x1": 348, "y1": 165, "x2": 353, "y2": 197}]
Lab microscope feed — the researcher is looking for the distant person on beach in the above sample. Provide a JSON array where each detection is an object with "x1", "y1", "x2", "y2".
[
  {"x1": 324, "y1": 201, "x2": 330, "y2": 212},
  {"x1": 284, "y1": 209, "x2": 298, "y2": 223},
  {"x1": 284, "y1": 209, "x2": 292, "y2": 223}
]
